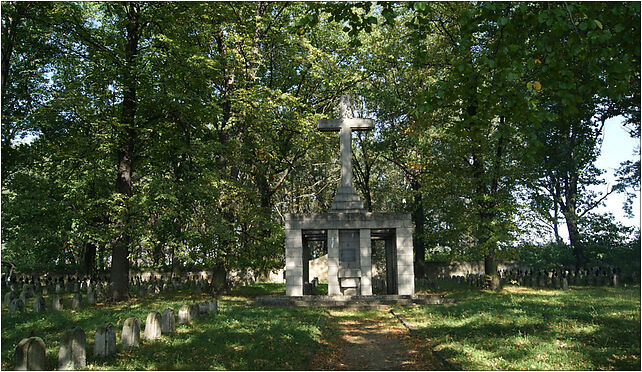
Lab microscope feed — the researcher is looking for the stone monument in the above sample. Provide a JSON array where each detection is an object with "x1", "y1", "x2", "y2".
[{"x1": 285, "y1": 95, "x2": 414, "y2": 296}]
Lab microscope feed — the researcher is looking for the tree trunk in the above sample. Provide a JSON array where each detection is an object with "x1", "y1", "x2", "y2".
[
  {"x1": 83, "y1": 243, "x2": 96, "y2": 277},
  {"x1": 411, "y1": 180, "x2": 425, "y2": 279},
  {"x1": 484, "y1": 251, "x2": 501, "y2": 290},
  {"x1": 110, "y1": 2, "x2": 140, "y2": 301}
]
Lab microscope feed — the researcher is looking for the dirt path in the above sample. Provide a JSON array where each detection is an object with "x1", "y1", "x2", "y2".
[{"x1": 309, "y1": 309, "x2": 450, "y2": 370}]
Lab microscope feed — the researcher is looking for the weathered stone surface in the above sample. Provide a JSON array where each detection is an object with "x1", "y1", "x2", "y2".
[
  {"x1": 189, "y1": 303, "x2": 200, "y2": 320},
  {"x1": 198, "y1": 302, "x2": 209, "y2": 314},
  {"x1": 10, "y1": 298, "x2": 24, "y2": 314},
  {"x1": 14, "y1": 337, "x2": 46, "y2": 370},
  {"x1": 178, "y1": 304, "x2": 193, "y2": 324},
  {"x1": 87, "y1": 290, "x2": 96, "y2": 305},
  {"x1": 33, "y1": 296, "x2": 46, "y2": 313},
  {"x1": 4, "y1": 291, "x2": 15, "y2": 307},
  {"x1": 53, "y1": 295, "x2": 64, "y2": 311},
  {"x1": 94, "y1": 323, "x2": 116, "y2": 358},
  {"x1": 72, "y1": 293, "x2": 82, "y2": 309},
  {"x1": 144, "y1": 312, "x2": 162, "y2": 340},
  {"x1": 208, "y1": 300, "x2": 218, "y2": 314},
  {"x1": 121, "y1": 317, "x2": 140, "y2": 349},
  {"x1": 562, "y1": 277, "x2": 569, "y2": 291},
  {"x1": 58, "y1": 327, "x2": 86, "y2": 370},
  {"x1": 161, "y1": 308, "x2": 175, "y2": 334},
  {"x1": 177, "y1": 304, "x2": 189, "y2": 324},
  {"x1": 19, "y1": 291, "x2": 27, "y2": 304}
]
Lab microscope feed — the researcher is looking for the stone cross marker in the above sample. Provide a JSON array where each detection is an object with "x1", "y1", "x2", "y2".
[{"x1": 318, "y1": 95, "x2": 374, "y2": 212}]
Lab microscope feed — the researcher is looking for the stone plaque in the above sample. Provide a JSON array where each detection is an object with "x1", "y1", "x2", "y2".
[{"x1": 339, "y1": 230, "x2": 360, "y2": 269}]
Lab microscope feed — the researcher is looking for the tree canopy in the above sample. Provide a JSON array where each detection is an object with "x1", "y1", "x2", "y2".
[{"x1": 2, "y1": 1, "x2": 639, "y2": 297}]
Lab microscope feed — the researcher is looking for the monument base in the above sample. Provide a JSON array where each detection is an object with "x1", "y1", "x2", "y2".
[
  {"x1": 248, "y1": 294, "x2": 453, "y2": 308},
  {"x1": 284, "y1": 212, "x2": 415, "y2": 297}
]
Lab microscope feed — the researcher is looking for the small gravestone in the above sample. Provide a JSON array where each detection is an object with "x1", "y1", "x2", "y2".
[
  {"x1": 53, "y1": 295, "x2": 64, "y2": 311},
  {"x1": 56, "y1": 283, "x2": 63, "y2": 294},
  {"x1": 144, "y1": 312, "x2": 162, "y2": 340},
  {"x1": 4, "y1": 291, "x2": 15, "y2": 307},
  {"x1": 161, "y1": 308, "x2": 175, "y2": 334},
  {"x1": 208, "y1": 300, "x2": 218, "y2": 314},
  {"x1": 72, "y1": 293, "x2": 82, "y2": 309},
  {"x1": 561, "y1": 277, "x2": 569, "y2": 290},
  {"x1": 42, "y1": 286, "x2": 49, "y2": 296},
  {"x1": 178, "y1": 305, "x2": 192, "y2": 324},
  {"x1": 198, "y1": 302, "x2": 209, "y2": 314},
  {"x1": 87, "y1": 290, "x2": 96, "y2": 305},
  {"x1": 58, "y1": 327, "x2": 86, "y2": 370},
  {"x1": 189, "y1": 303, "x2": 200, "y2": 319},
  {"x1": 121, "y1": 317, "x2": 140, "y2": 349},
  {"x1": 553, "y1": 275, "x2": 561, "y2": 289},
  {"x1": 73, "y1": 282, "x2": 80, "y2": 293},
  {"x1": 10, "y1": 298, "x2": 25, "y2": 314},
  {"x1": 94, "y1": 323, "x2": 116, "y2": 358},
  {"x1": 19, "y1": 291, "x2": 27, "y2": 304},
  {"x1": 33, "y1": 296, "x2": 46, "y2": 313},
  {"x1": 14, "y1": 337, "x2": 46, "y2": 370},
  {"x1": 612, "y1": 274, "x2": 619, "y2": 287}
]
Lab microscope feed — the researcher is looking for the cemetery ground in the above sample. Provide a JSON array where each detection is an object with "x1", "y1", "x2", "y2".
[{"x1": 2, "y1": 282, "x2": 640, "y2": 370}]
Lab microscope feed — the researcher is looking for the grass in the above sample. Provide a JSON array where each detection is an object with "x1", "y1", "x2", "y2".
[
  {"x1": 2, "y1": 283, "x2": 326, "y2": 370},
  {"x1": 395, "y1": 283, "x2": 641, "y2": 370},
  {"x1": 4, "y1": 281, "x2": 640, "y2": 370}
]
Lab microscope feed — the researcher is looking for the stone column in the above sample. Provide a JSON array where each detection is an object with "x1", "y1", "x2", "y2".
[
  {"x1": 285, "y1": 228, "x2": 303, "y2": 296},
  {"x1": 359, "y1": 229, "x2": 372, "y2": 296},
  {"x1": 327, "y1": 229, "x2": 340, "y2": 295},
  {"x1": 395, "y1": 227, "x2": 415, "y2": 295}
]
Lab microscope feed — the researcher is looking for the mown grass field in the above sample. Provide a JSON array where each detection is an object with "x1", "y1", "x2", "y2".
[
  {"x1": 398, "y1": 283, "x2": 641, "y2": 370},
  {"x1": 2, "y1": 283, "x2": 326, "y2": 370}
]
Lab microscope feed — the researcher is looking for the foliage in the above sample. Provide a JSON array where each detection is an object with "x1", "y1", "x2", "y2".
[
  {"x1": 399, "y1": 286, "x2": 641, "y2": 370},
  {"x1": 1, "y1": 1, "x2": 639, "y2": 276},
  {"x1": 518, "y1": 241, "x2": 576, "y2": 272}
]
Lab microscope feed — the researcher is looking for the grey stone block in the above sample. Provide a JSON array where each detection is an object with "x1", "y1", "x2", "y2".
[
  {"x1": 14, "y1": 337, "x2": 46, "y2": 370},
  {"x1": 94, "y1": 323, "x2": 116, "y2": 358},
  {"x1": 58, "y1": 328, "x2": 86, "y2": 370}
]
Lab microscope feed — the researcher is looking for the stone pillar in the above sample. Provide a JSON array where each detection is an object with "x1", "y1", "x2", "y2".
[
  {"x1": 359, "y1": 229, "x2": 372, "y2": 296},
  {"x1": 396, "y1": 227, "x2": 415, "y2": 295},
  {"x1": 327, "y1": 229, "x2": 340, "y2": 295},
  {"x1": 285, "y1": 228, "x2": 303, "y2": 296}
]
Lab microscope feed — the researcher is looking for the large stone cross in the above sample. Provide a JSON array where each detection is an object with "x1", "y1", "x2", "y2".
[{"x1": 318, "y1": 95, "x2": 374, "y2": 212}]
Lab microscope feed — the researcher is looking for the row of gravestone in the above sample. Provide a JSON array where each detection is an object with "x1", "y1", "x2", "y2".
[
  {"x1": 4, "y1": 292, "x2": 97, "y2": 315},
  {"x1": 13, "y1": 300, "x2": 217, "y2": 370},
  {"x1": 437, "y1": 269, "x2": 627, "y2": 289},
  {"x1": 3, "y1": 275, "x2": 217, "y2": 313},
  {"x1": 2, "y1": 273, "x2": 213, "y2": 294}
]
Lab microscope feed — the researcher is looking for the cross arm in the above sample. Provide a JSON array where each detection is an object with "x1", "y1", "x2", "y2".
[{"x1": 317, "y1": 118, "x2": 375, "y2": 132}]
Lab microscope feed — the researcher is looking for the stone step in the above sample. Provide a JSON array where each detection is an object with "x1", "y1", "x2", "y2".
[{"x1": 249, "y1": 294, "x2": 454, "y2": 308}]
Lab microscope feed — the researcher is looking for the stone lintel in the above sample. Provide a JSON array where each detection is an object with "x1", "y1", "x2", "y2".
[{"x1": 285, "y1": 212, "x2": 412, "y2": 230}]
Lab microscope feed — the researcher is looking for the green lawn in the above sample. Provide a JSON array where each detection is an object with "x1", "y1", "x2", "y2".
[
  {"x1": 2, "y1": 283, "x2": 325, "y2": 370},
  {"x1": 395, "y1": 284, "x2": 641, "y2": 370},
  {"x1": 4, "y1": 282, "x2": 640, "y2": 370}
]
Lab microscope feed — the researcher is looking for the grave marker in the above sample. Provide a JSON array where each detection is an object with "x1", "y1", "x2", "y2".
[
  {"x1": 14, "y1": 337, "x2": 46, "y2": 371},
  {"x1": 94, "y1": 323, "x2": 116, "y2": 358},
  {"x1": 121, "y1": 317, "x2": 140, "y2": 349},
  {"x1": 144, "y1": 312, "x2": 162, "y2": 340},
  {"x1": 58, "y1": 328, "x2": 86, "y2": 370}
]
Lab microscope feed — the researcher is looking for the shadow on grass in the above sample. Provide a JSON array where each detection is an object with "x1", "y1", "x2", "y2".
[
  {"x1": 396, "y1": 286, "x2": 641, "y2": 370},
  {"x1": 1, "y1": 286, "x2": 326, "y2": 370}
]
